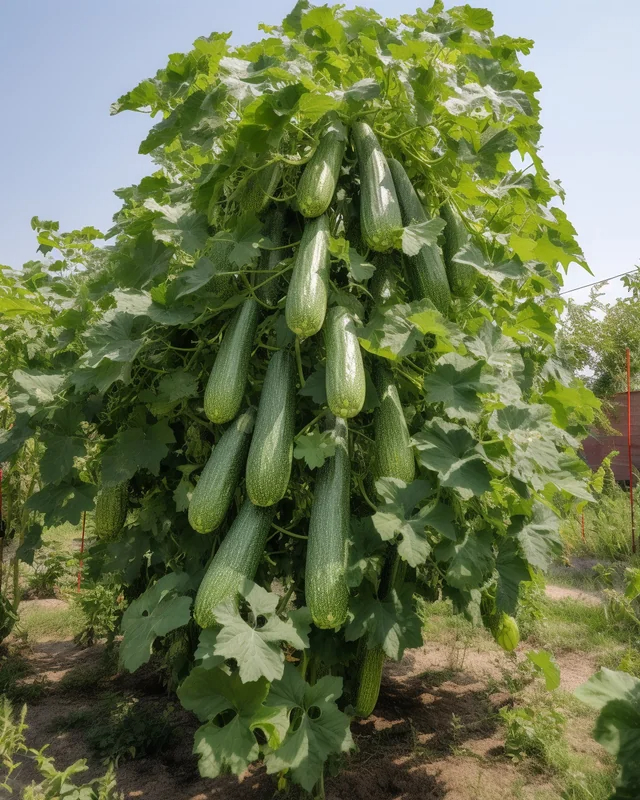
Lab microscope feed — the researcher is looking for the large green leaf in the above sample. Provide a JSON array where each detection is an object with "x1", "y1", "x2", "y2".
[
  {"x1": 412, "y1": 420, "x2": 493, "y2": 499},
  {"x1": 120, "y1": 573, "x2": 192, "y2": 672}
]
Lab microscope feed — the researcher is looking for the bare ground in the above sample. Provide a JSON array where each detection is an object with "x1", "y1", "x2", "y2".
[{"x1": 3, "y1": 597, "x2": 607, "y2": 800}]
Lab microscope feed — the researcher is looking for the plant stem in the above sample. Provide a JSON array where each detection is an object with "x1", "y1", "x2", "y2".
[
  {"x1": 357, "y1": 475, "x2": 378, "y2": 512},
  {"x1": 295, "y1": 337, "x2": 305, "y2": 387},
  {"x1": 297, "y1": 411, "x2": 325, "y2": 438},
  {"x1": 276, "y1": 582, "x2": 296, "y2": 614},
  {"x1": 271, "y1": 522, "x2": 308, "y2": 540}
]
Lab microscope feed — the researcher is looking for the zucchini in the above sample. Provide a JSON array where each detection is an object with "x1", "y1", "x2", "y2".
[
  {"x1": 325, "y1": 307, "x2": 366, "y2": 419},
  {"x1": 188, "y1": 408, "x2": 256, "y2": 534},
  {"x1": 305, "y1": 416, "x2": 350, "y2": 629},
  {"x1": 285, "y1": 215, "x2": 330, "y2": 338},
  {"x1": 352, "y1": 122, "x2": 402, "y2": 252},
  {"x1": 297, "y1": 128, "x2": 346, "y2": 218},
  {"x1": 256, "y1": 207, "x2": 288, "y2": 308},
  {"x1": 243, "y1": 160, "x2": 282, "y2": 215},
  {"x1": 193, "y1": 499, "x2": 275, "y2": 628},
  {"x1": 372, "y1": 364, "x2": 415, "y2": 484},
  {"x1": 369, "y1": 253, "x2": 400, "y2": 307},
  {"x1": 493, "y1": 614, "x2": 520, "y2": 652},
  {"x1": 246, "y1": 350, "x2": 296, "y2": 507},
  {"x1": 204, "y1": 299, "x2": 259, "y2": 424},
  {"x1": 355, "y1": 646, "x2": 385, "y2": 717},
  {"x1": 95, "y1": 482, "x2": 128, "y2": 541},
  {"x1": 440, "y1": 201, "x2": 475, "y2": 298},
  {"x1": 388, "y1": 158, "x2": 451, "y2": 314}
]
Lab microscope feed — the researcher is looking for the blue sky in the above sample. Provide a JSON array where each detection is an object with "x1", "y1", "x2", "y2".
[{"x1": 1, "y1": 1, "x2": 638, "y2": 305}]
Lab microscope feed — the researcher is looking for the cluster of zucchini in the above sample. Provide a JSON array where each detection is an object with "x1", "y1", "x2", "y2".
[{"x1": 188, "y1": 120, "x2": 472, "y2": 710}]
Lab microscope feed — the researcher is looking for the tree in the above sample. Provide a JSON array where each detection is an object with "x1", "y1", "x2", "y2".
[
  {"x1": 560, "y1": 270, "x2": 640, "y2": 397},
  {"x1": 0, "y1": 2, "x2": 598, "y2": 795}
]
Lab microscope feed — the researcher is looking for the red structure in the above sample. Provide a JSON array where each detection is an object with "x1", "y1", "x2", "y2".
[{"x1": 582, "y1": 390, "x2": 640, "y2": 482}]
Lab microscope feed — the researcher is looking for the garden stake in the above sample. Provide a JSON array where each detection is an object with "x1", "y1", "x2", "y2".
[
  {"x1": 77, "y1": 511, "x2": 86, "y2": 592},
  {"x1": 627, "y1": 348, "x2": 636, "y2": 553}
]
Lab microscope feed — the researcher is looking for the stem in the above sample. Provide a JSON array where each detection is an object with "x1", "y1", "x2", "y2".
[
  {"x1": 357, "y1": 475, "x2": 378, "y2": 512},
  {"x1": 375, "y1": 125, "x2": 424, "y2": 141},
  {"x1": 252, "y1": 264, "x2": 293, "y2": 293},
  {"x1": 276, "y1": 582, "x2": 296, "y2": 614},
  {"x1": 396, "y1": 368, "x2": 422, "y2": 389},
  {"x1": 297, "y1": 411, "x2": 326, "y2": 438},
  {"x1": 295, "y1": 337, "x2": 305, "y2": 387},
  {"x1": 351, "y1": 428, "x2": 374, "y2": 444},
  {"x1": 315, "y1": 770, "x2": 326, "y2": 800},
  {"x1": 271, "y1": 522, "x2": 308, "y2": 541}
]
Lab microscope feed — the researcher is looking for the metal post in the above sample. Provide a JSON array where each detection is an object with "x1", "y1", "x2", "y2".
[
  {"x1": 77, "y1": 511, "x2": 87, "y2": 592},
  {"x1": 627, "y1": 347, "x2": 636, "y2": 554}
]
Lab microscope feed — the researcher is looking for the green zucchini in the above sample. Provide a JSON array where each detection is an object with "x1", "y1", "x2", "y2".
[
  {"x1": 246, "y1": 350, "x2": 296, "y2": 507},
  {"x1": 305, "y1": 416, "x2": 350, "y2": 629},
  {"x1": 243, "y1": 160, "x2": 282, "y2": 215},
  {"x1": 355, "y1": 646, "x2": 385, "y2": 717},
  {"x1": 193, "y1": 499, "x2": 275, "y2": 628},
  {"x1": 352, "y1": 122, "x2": 402, "y2": 252},
  {"x1": 95, "y1": 482, "x2": 128, "y2": 541},
  {"x1": 388, "y1": 158, "x2": 451, "y2": 314},
  {"x1": 440, "y1": 201, "x2": 475, "y2": 298},
  {"x1": 325, "y1": 307, "x2": 366, "y2": 419},
  {"x1": 256, "y1": 207, "x2": 288, "y2": 308},
  {"x1": 372, "y1": 364, "x2": 415, "y2": 484},
  {"x1": 369, "y1": 253, "x2": 400, "y2": 307},
  {"x1": 188, "y1": 409, "x2": 256, "y2": 534},
  {"x1": 285, "y1": 215, "x2": 330, "y2": 338},
  {"x1": 204, "y1": 299, "x2": 259, "y2": 424},
  {"x1": 297, "y1": 128, "x2": 346, "y2": 218}
]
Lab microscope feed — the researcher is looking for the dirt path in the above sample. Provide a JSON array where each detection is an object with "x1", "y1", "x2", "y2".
[{"x1": 545, "y1": 584, "x2": 602, "y2": 606}]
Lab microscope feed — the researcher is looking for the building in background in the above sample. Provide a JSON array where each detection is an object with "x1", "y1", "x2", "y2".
[{"x1": 583, "y1": 391, "x2": 640, "y2": 482}]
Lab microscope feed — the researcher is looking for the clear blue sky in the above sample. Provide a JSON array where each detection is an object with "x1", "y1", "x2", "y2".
[{"x1": 1, "y1": 1, "x2": 638, "y2": 305}]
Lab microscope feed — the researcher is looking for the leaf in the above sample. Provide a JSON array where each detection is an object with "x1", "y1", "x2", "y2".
[
  {"x1": 345, "y1": 583, "x2": 423, "y2": 660},
  {"x1": 172, "y1": 256, "x2": 225, "y2": 298},
  {"x1": 423, "y1": 354, "x2": 491, "y2": 423},
  {"x1": 343, "y1": 77, "x2": 380, "y2": 103},
  {"x1": 193, "y1": 629, "x2": 225, "y2": 671},
  {"x1": 299, "y1": 366, "x2": 327, "y2": 404},
  {"x1": 452, "y1": 243, "x2": 526, "y2": 286},
  {"x1": 145, "y1": 199, "x2": 209, "y2": 255},
  {"x1": 228, "y1": 216, "x2": 264, "y2": 268},
  {"x1": 401, "y1": 218, "x2": 446, "y2": 257},
  {"x1": 346, "y1": 516, "x2": 385, "y2": 588},
  {"x1": 624, "y1": 568, "x2": 640, "y2": 602},
  {"x1": 527, "y1": 650, "x2": 561, "y2": 691},
  {"x1": 349, "y1": 251, "x2": 375, "y2": 282},
  {"x1": 154, "y1": 370, "x2": 199, "y2": 403},
  {"x1": 178, "y1": 666, "x2": 287, "y2": 777},
  {"x1": 211, "y1": 581, "x2": 311, "y2": 683},
  {"x1": 100, "y1": 420, "x2": 176, "y2": 486},
  {"x1": 436, "y1": 530, "x2": 494, "y2": 590},
  {"x1": 575, "y1": 668, "x2": 640, "y2": 794},
  {"x1": 40, "y1": 435, "x2": 84, "y2": 485},
  {"x1": 294, "y1": 430, "x2": 336, "y2": 469},
  {"x1": 371, "y1": 478, "x2": 434, "y2": 567},
  {"x1": 412, "y1": 419, "x2": 493, "y2": 499},
  {"x1": 26, "y1": 480, "x2": 97, "y2": 527},
  {"x1": 12, "y1": 369, "x2": 65, "y2": 407},
  {"x1": 496, "y1": 538, "x2": 530, "y2": 614},
  {"x1": 465, "y1": 321, "x2": 521, "y2": 371},
  {"x1": 357, "y1": 302, "x2": 425, "y2": 360},
  {"x1": 264, "y1": 664, "x2": 354, "y2": 792},
  {"x1": 508, "y1": 503, "x2": 562, "y2": 571},
  {"x1": 120, "y1": 573, "x2": 192, "y2": 671}
]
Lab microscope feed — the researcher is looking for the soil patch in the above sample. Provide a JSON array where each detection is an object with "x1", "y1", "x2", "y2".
[{"x1": 545, "y1": 584, "x2": 602, "y2": 606}]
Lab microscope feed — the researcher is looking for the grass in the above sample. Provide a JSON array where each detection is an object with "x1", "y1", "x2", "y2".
[
  {"x1": 17, "y1": 600, "x2": 84, "y2": 641},
  {"x1": 562, "y1": 485, "x2": 639, "y2": 562}
]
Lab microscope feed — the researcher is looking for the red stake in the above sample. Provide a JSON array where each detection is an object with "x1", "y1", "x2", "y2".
[
  {"x1": 627, "y1": 347, "x2": 636, "y2": 554},
  {"x1": 77, "y1": 511, "x2": 87, "y2": 592},
  {"x1": 581, "y1": 512, "x2": 585, "y2": 542}
]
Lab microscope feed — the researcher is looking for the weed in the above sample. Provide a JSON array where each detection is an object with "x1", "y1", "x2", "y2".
[
  {"x1": 84, "y1": 694, "x2": 176, "y2": 762},
  {"x1": 17, "y1": 600, "x2": 84, "y2": 642},
  {"x1": 0, "y1": 696, "x2": 123, "y2": 798},
  {"x1": 500, "y1": 702, "x2": 566, "y2": 766},
  {"x1": 72, "y1": 580, "x2": 125, "y2": 647},
  {"x1": 0, "y1": 647, "x2": 49, "y2": 702}
]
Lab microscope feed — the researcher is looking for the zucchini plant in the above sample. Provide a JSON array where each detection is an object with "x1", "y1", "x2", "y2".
[{"x1": 0, "y1": 2, "x2": 601, "y2": 796}]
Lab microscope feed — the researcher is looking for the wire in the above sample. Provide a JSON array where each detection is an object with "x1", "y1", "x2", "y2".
[{"x1": 559, "y1": 268, "x2": 640, "y2": 295}]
